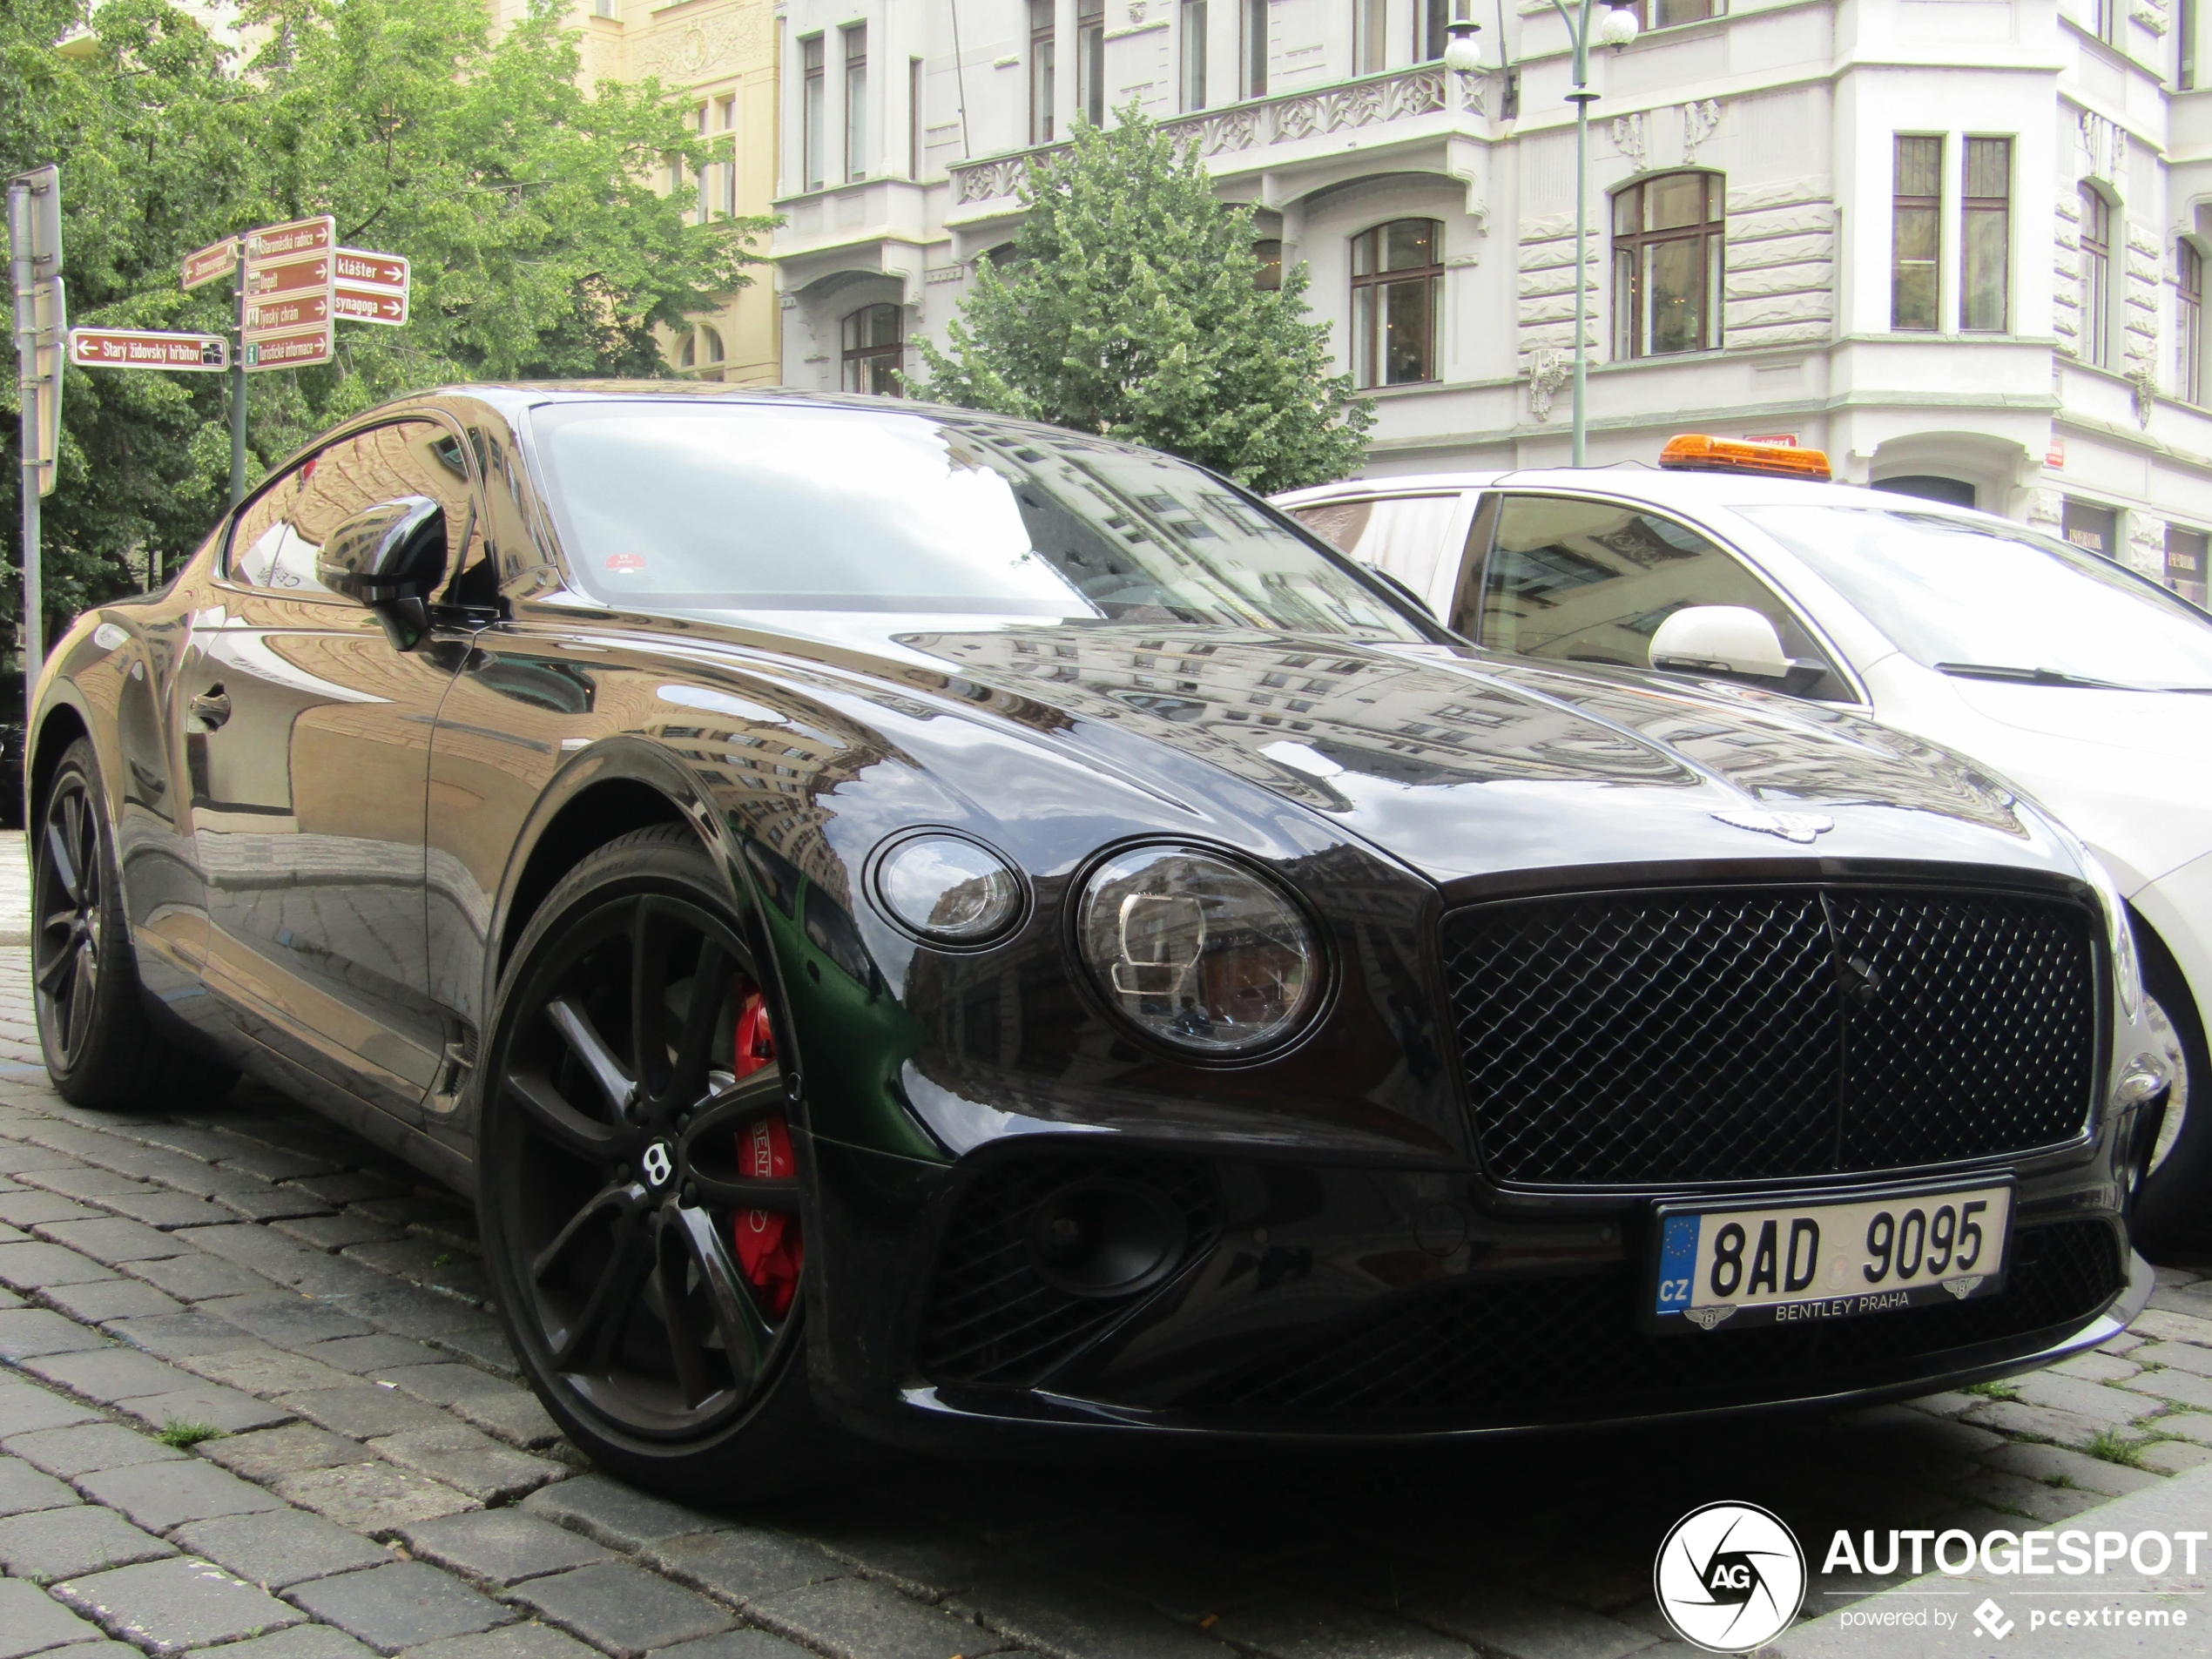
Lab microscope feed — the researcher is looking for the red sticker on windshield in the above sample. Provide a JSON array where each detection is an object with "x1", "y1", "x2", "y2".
[{"x1": 605, "y1": 553, "x2": 645, "y2": 574}]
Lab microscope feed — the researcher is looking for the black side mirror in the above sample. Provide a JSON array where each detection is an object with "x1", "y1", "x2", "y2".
[{"x1": 319, "y1": 496, "x2": 446, "y2": 650}]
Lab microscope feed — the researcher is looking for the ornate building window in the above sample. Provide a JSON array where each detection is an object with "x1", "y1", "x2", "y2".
[
  {"x1": 2179, "y1": 241, "x2": 2203, "y2": 403},
  {"x1": 1181, "y1": 0, "x2": 1208, "y2": 111},
  {"x1": 1353, "y1": 0, "x2": 1386, "y2": 73},
  {"x1": 1960, "y1": 137, "x2": 2010, "y2": 332},
  {"x1": 1612, "y1": 172, "x2": 1724, "y2": 358},
  {"x1": 801, "y1": 36, "x2": 825, "y2": 190},
  {"x1": 1417, "y1": 0, "x2": 1447, "y2": 59},
  {"x1": 1079, "y1": 0, "x2": 1105, "y2": 125},
  {"x1": 2080, "y1": 185, "x2": 2113, "y2": 368},
  {"x1": 1631, "y1": 0, "x2": 1722, "y2": 24},
  {"x1": 1243, "y1": 0, "x2": 1267, "y2": 96},
  {"x1": 841, "y1": 304, "x2": 904, "y2": 395},
  {"x1": 1351, "y1": 219, "x2": 1443, "y2": 388},
  {"x1": 1891, "y1": 135, "x2": 1940, "y2": 332},
  {"x1": 1030, "y1": 0, "x2": 1056, "y2": 145},
  {"x1": 844, "y1": 25, "x2": 868, "y2": 182}
]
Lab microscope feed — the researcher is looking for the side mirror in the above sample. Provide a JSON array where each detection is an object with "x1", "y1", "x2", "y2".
[
  {"x1": 1649, "y1": 605, "x2": 1790, "y2": 681},
  {"x1": 319, "y1": 496, "x2": 446, "y2": 650}
]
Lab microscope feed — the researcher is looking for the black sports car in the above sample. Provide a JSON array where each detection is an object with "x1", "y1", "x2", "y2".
[{"x1": 28, "y1": 386, "x2": 2164, "y2": 1494}]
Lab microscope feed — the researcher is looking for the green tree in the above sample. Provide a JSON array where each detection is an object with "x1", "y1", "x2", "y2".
[
  {"x1": 914, "y1": 107, "x2": 1370, "y2": 494},
  {"x1": 3, "y1": 0, "x2": 769, "y2": 653}
]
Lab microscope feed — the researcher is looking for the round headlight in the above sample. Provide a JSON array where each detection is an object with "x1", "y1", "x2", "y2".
[
  {"x1": 873, "y1": 833, "x2": 1024, "y2": 945},
  {"x1": 1075, "y1": 846, "x2": 1321, "y2": 1055}
]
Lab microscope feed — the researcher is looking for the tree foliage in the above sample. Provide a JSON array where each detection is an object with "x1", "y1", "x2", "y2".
[
  {"x1": 2, "y1": 0, "x2": 768, "y2": 649},
  {"x1": 914, "y1": 107, "x2": 1370, "y2": 495}
]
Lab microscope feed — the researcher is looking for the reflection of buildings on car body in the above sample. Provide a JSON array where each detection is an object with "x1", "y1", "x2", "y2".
[{"x1": 763, "y1": 0, "x2": 2212, "y2": 604}]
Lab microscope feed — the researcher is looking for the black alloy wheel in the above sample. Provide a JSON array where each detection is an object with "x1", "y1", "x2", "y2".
[
  {"x1": 478, "y1": 826, "x2": 843, "y2": 1494},
  {"x1": 36, "y1": 752, "x2": 106, "y2": 1074},
  {"x1": 31, "y1": 738, "x2": 235, "y2": 1109}
]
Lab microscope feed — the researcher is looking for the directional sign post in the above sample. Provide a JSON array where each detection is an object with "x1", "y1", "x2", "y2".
[
  {"x1": 332, "y1": 248, "x2": 409, "y2": 327},
  {"x1": 242, "y1": 215, "x2": 334, "y2": 374},
  {"x1": 9, "y1": 162, "x2": 63, "y2": 703},
  {"x1": 180, "y1": 236, "x2": 239, "y2": 292},
  {"x1": 177, "y1": 216, "x2": 414, "y2": 508},
  {"x1": 70, "y1": 329, "x2": 229, "y2": 371}
]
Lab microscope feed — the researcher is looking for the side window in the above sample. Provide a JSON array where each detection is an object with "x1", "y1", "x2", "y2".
[
  {"x1": 1472, "y1": 495, "x2": 1851, "y2": 700},
  {"x1": 1289, "y1": 494, "x2": 1468, "y2": 605},
  {"x1": 226, "y1": 457, "x2": 327, "y2": 592},
  {"x1": 230, "y1": 421, "x2": 476, "y2": 597}
]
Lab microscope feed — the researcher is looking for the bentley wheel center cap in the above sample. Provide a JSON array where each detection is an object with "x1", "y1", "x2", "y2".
[{"x1": 641, "y1": 1140, "x2": 676, "y2": 1190}]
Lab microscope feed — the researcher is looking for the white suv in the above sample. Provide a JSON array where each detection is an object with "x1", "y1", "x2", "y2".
[{"x1": 1277, "y1": 446, "x2": 2212, "y2": 1247}]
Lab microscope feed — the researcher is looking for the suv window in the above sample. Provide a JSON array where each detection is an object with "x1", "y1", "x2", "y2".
[
  {"x1": 1288, "y1": 493, "x2": 1467, "y2": 603},
  {"x1": 228, "y1": 421, "x2": 475, "y2": 595},
  {"x1": 1472, "y1": 495, "x2": 1852, "y2": 700}
]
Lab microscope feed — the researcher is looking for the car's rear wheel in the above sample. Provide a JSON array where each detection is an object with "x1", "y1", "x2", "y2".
[
  {"x1": 476, "y1": 825, "x2": 849, "y2": 1498},
  {"x1": 2132, "y1": 950, "x2": 2209, "y2": 1251},
  {"x1": 33, "y1": 738, "x2": 236, "y2": 1109}
]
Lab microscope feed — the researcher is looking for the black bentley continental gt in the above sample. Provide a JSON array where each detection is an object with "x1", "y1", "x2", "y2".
[{"x1": 28, "y1": 386, "x2": 2166, "y2": 1494}]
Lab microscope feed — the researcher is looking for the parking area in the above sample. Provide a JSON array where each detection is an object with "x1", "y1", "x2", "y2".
[{"x1": 2, "y1": 834, "x2": 2209, "y2": 1659}]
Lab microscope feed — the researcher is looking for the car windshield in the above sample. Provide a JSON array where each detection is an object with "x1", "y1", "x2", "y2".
[
  {"x1": 1740, "y1": 503, "x2": 2212, "y2": 691},
  {"x1": 529, "y1": 401, "x2": 1421, "y2": 638}
]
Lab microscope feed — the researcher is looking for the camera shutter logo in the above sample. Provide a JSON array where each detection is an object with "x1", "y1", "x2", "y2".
[{"x1": 1654, "y1": 1501, "x2": 1806, "y2": 1652}]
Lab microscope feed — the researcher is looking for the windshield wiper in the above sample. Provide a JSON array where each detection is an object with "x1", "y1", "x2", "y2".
[{"x1": 1936, "y1": 662, "x2": 2212, "y2": 693}]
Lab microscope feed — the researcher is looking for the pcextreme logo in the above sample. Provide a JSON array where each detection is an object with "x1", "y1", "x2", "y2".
[{"x1": 1654, "y1": 1501, "x2": 1808, "y2": 1653}]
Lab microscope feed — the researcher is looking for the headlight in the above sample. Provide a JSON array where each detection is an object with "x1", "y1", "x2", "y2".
[
  {"x1": 873, "y1": 833, "x2": 1024, "y2": 944},
  {"x1": 1075, "y1": 845, "x2": 1321, "y2": 1055}
]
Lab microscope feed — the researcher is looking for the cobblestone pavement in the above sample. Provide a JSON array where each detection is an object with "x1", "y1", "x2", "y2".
[{"x1": 2, "y1": 833, "x2": 2210, "y2": 1659}]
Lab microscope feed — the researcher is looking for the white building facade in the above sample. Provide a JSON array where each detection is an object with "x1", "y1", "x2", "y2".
[{"x1": 770, "y1": 0, "x2": 2212, "y2": 604}]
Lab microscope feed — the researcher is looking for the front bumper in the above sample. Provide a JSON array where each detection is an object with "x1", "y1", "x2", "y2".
[{"x1": 804, "y1": 1136, "x2": 2144, "y2": 1451}]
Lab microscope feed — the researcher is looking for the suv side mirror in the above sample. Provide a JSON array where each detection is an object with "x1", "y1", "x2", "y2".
[
  {"x1": 319, "y1": 496, "x2": 446, "y2": 650},
  {"x1": 1649, "y1": 605, "x2": 1790, "y2": 681}
]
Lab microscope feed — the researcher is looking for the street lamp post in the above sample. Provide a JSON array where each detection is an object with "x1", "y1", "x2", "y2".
[{"x1": 1546, "y1": 0, "x2": 1638, "y2": 465}]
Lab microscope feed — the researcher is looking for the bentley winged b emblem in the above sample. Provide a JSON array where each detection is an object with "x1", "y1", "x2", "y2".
[{"x1": 1711, "y1": 809, "x2": 1835, "y2": 845}]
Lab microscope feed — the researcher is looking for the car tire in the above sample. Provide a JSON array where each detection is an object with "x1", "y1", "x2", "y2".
[
  {"x1": 2130, "y1": 942, "x2": 2210, "y2": 1254},
  {"x1": 475, "y1": 824, "x2": 855, "y2": 1500},
  {"x1": 32, "y1": 738, "x2": 238, "y2": 1109}
]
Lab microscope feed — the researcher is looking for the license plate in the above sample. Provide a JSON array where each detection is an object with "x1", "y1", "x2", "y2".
[{"x1": 1648, "y1": 1180, "x2": 2013, "y2": 1333}]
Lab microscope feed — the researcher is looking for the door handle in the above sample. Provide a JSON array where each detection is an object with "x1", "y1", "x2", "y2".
[{"x1": 189, "y1": 687, "x2": 232, "y2": 730}]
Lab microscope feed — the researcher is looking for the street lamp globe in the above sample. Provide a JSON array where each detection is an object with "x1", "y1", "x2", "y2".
[
  {"x1": 1443, "y1": 32, "x2": 1485, "y2": 71},
  {"x1": 1597, "y1": 6, "x2": 1641, "y2": 46}
]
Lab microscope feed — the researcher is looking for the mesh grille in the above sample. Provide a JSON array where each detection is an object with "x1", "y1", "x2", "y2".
[
  {"x1": 1441, "y1": 887, "x2": 2097, "y2": 1185},
  {"x1": 1186, "y1": 1219, "x2": 2121, "y2": 1419},
  {"x1": 916, "y1": 1157, "x2": 1223, "y2": 1388}
]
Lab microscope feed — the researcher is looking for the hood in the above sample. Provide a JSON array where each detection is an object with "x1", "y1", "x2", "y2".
[
  {"x1": 869, "y1": 624, "x2": 2074, "y2": 888},
  {"x1": 1858, "y1": 661, "x2": 2212, "y2": 892}
]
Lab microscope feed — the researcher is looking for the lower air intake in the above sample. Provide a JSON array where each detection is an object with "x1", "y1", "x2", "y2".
[
  {"x1": 917, "y1": 1156, "x2": 1222, "y2": 1389},
  {"x1": 1184, "y1": 1219, "x2": 2122, "y2": 1419}
]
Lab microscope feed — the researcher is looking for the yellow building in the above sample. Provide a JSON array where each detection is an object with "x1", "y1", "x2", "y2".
[{"x1": 492, "y1": 0, "x2": 781, "y2": 387}]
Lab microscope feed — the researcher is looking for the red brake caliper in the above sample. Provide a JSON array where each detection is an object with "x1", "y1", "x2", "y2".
[{"x1": 731, "y1": 989, "x2": 802, "y2": 1317}]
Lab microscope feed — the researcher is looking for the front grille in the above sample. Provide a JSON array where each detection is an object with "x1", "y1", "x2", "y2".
[
  {"x1": 916, "y1": 1157, "x2": 1223, "y2": 1388},
  {"x1": 1442, "y1": 886, "x2": 2098, "y2": 1186},
  {"x1": 1185, "y1": 1219, "x2": 2122, "y2": 1419}
]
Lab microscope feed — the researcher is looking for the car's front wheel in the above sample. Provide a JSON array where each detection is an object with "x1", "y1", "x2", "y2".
[
  {"x1": 33, "y1": 737, "x2": 236, "y2": 1109},
  {"x1": 2133, "y1": 954, "x2": 2209, "y2": 1251},
  {"x1": 475, "y1": 825, "x2": 849, "y2": 1499}
]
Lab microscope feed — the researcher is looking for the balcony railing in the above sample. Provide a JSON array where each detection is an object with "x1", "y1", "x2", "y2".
[{"x1": 948, "y1": 64, "x2": 1479, "y2": 208}]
